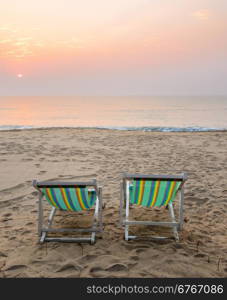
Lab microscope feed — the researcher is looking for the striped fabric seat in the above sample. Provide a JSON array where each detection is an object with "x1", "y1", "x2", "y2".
[
  {"x1": 129, "y1": 179, "x2": 181, "y2": 207},
  {"x1": 40, "y1": 186, "x2": 96, "y2": 211}
]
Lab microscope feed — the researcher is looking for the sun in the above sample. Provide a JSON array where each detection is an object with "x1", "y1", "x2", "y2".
[{"x1": 17, "y1": 74, "x2": 23, "y2": 78}]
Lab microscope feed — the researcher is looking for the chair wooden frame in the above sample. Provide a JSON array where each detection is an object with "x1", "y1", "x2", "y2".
[
  {"x1": 33, "y1": 180, "x2": 103, "y2": 244},
  {"x1": 119, "y1": 173, "x2": 187, "y2": 241}
]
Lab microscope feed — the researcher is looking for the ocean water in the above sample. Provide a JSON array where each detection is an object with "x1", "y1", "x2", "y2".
[{"x1": 0, "y1": 96, "x2": 227, "y2": 132}]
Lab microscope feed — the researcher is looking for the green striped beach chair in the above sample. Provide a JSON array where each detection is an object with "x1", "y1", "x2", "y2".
[
  {"x1": 33, "y1": 180, "x2": 103, "y2": 244},
  {"x1": 120, "y1": 173, "x2": 187, "y2": 241}
]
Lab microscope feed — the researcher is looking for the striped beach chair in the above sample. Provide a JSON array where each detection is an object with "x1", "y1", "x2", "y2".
[
  {"x1": 33, "y1": 180, "x2": 103, "y2": 244},
  {"x1": 120, "y1": 173, "x2": 187, "y2": 241}
]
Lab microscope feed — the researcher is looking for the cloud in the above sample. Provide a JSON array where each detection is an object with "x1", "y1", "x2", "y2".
[
  {"x1": 192, "y1": 9, "x2": 210, "y2": 20},
  {"x1": 0, "y1": 39, "x2": 12, "y2": 44},
  {"x1": 31, "y1": 28, "x2": 41, "y2": 31},
  {"x1": 16, "y1": 37, "x2": 33, "y2": 41},
  {"x1": 35, "y1": 42, "x2": 45, "y2": 48},
  {"x1": 0, "y1": 26, "x2": 18, "y2": 33},
  {"x1": 56, "y1": 37, "x2": 85, "y2": 49},
  {"x1": 0, "y1": 27, "x2": 10, "y2": 31},
  {"x1": 14, "y1": 41, "x2": 28, "y2": 46}
]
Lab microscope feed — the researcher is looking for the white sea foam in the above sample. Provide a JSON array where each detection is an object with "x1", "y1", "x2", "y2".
[{"x1": 0, "y1": 125, "x2": 226, "y2": 132}]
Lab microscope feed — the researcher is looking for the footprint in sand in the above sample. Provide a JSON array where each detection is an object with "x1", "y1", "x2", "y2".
[
  {"x1": 38, "y1": 170, "x2": 47, "y2": 175},
  {"x1": 2, "y1": 213, "x2": 12, "y2": 218},
  {"x1": 4, "y1": 264, "x2": 27, "y2": 278},
  {"x1": 56, "y1": 263, "x2": 82, "y2": 277},
  {"x1": 0, "y1": 251, "x2": 7, "y2": 258},
  {"x1": 25, "y1": 222, "x2": 33, "y2": 226},
  {"x1": 105, "y1": 263, "x2": 128, "y2": 272},
  {"x1": 88, "y1": 266, "x2": 105, "y2": 276},
  {"x1": 77, "y1": 254, "x2": 97, "y2": 265},
  {"x1": 21, "y1": 230, "x2": 31, "y2": 235},
  {"x1": 194, "y1": 253, "x2": 207, "y2": 258},
  {"x1": 5, "y1": 264, "x2": 27, "y2": 271}
]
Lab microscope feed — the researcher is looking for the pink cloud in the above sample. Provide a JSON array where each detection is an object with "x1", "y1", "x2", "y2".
[{"x1": 192, "y1": 9, "x2": 210, "y2": 20}]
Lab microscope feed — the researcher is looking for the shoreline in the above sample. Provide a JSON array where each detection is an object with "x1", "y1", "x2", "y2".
[{"x1": 1, "y1": 126, "x2": 227, "y2": 133}]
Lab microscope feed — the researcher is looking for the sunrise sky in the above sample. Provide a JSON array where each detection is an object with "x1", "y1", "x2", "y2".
[{"x1": 0, "y1": 0, "x2": 227, "y2": 95}]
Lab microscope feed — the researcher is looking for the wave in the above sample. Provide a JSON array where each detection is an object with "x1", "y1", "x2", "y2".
[
  {"x1": 0, "y1": 125, "x2": 34, "y2": 130},
  {"x1": 0, "y1": 125, "x2": 227, "y2": 132},
  {"x1": 95, "y1": 126, "x2": 227, "y2": 132}
]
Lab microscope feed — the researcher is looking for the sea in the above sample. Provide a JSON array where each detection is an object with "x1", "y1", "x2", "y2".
[{"x1": 0, "y1": 96, "x2": 227, "y2": 132}]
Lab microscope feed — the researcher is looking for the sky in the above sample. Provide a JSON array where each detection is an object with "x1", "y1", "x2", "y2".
[{"x1": 0, "y1": 0, "x2": 227, "y2": 96}]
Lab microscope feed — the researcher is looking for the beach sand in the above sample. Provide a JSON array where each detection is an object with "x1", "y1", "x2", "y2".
[{"x1": 0, "y1": 128, "x2": 226, "y2": 278}]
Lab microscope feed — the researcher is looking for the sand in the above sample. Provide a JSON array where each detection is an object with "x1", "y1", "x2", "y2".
[{"x1": 0, "y1": 128, "x2": 226, "y2": 278}]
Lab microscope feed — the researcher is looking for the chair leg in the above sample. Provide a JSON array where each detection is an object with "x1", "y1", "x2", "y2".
[
  {"x1": 89, "y1": 189, "x2": 102, "y2": 244},
  {"x1": 90, "y1": 232, "x2": 96, "y2": 244},
  {"x1": 125, "y1": 225, "x2": 129, "y2": 241},
  {"x1": 38, "y1": 192, "x2": 43, "y2": 237},
  {"x1": 48, "y1": 207, "x2": 56, "y2": 224},
  {"x1": 124, "y1": 181, "x2": 130, "y2": 241},
  {"x1": 168, "y1": 204, "x2": 179, "y2": 241},
  {"x1": 119, "y1": 182, "x2": 124, "y2": 227},
  {"x1": 40, "y1": 207, "x2": 56, "y2": 243},
  {"x1": 179, "y1": 187, "x2": 184, "y2": 231},
  {"x1": 98, "y1": 187, "x2": 103, "y2": 232}
]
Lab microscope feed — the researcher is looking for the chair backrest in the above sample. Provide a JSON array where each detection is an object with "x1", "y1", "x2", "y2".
[
  {"x1": 124, "y1": 173, "x2": 187, "y2": 208},
  {"x1": 33, "y1": 180, "x2": 97, "y2": 211}
]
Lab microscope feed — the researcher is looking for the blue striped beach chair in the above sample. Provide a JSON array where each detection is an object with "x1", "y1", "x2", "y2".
[
  {"x1": 33, "y1": 180, "x2": 103, "y2": 244},
  {"x1": 120, "y1": 173, "x2": 187, "y2": 241}
]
